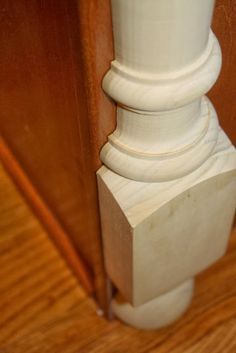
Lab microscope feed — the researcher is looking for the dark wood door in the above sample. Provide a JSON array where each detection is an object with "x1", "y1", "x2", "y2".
[{"x1": 0, "y1": 0, "x2": 115, "y2": 312}]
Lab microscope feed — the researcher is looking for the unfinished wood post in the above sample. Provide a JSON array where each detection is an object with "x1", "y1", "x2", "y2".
[{"x1": 97, "y1": 0, "x2": 236, "y2": 329}]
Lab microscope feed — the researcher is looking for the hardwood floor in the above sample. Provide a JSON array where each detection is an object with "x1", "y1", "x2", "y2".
[
  {"x1": 0, "y1": 163, "x2": 236, "y2": 352},
  {"x1": 0, "y1": 163, "x2": 87, "y2": 345}
]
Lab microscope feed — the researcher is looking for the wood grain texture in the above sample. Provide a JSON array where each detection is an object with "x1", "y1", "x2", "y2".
[
  {"x1": 210, "y1": 0, "x2": 236, "y2": 144},
  {"x1": 0, "y1": 137, "x2": 93, "y2": 294},
  {"x1": 75, "y1": 0, "x2": 115, "y2": 312},
  {"x1": 0, "y1": 0, "x2": 234, "y2": 317},
  {"x1": 0, "y1": 0, "x2": 115, "y2": 311},
  {"x1": 98, "y1": 0, "x2": 236, "y2": 330},
  {"x1": 76, "y1": 0, "x2": 116, "y2": 170},
  {"x1": 0, "y1": 162, "x2": 236, "y2": 352},
  {"x1": 98, "y1": 130, "x2": 236, "y2": 310},
  {"x1": 0, "y1": 163, "x2": 86, "y2": 345}
]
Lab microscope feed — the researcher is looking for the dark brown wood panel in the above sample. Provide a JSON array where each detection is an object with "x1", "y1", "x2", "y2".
[
  {"x1": 0, "y1": 0, "x2": 114, "y2": 311},
  {"x1": 210, "y1": 0, "x2": 236, "y2": 144},
  {"x1": 76, "y1": 0, "x2": 116, "y2": 170}
]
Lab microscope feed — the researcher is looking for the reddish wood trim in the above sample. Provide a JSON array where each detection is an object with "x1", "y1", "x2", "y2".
[
  {"x1": 0, "y1": 136, "x2": 93, "y2": 294},
  {"x1": 76, "y1": 0, "x2": 116, "y2": 171},
  {"x1": 74, "y1": 0, "x2": 116, "y2": 313}
]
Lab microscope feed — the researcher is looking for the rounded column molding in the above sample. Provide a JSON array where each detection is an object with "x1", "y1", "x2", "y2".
[
  {"x1": 102, "y1": 31, "x2": 221, "y2": 112},
  {"x1": 101, "y1": 9, "x2": 222, "y2": 182},
  {"x1": 97, "y1": 0, "x2": 236, "y2": 331}
]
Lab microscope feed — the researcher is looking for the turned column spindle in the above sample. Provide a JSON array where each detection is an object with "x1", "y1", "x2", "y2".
[
  {"x1": 101, "y1": 0, "x2": 221, "y2": 182},
  {"x1": 97, "y1": 0, "x2": 236, "y2": 330}
]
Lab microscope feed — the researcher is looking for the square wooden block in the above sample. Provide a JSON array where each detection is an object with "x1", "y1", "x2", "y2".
[{"x1": 97, "y1": 148, "x2": 236, "y2": 306}]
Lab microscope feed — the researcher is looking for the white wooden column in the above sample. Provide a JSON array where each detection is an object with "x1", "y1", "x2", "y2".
[{"x1": 97, "y1": 0, "x2": 236, "y2": 329}]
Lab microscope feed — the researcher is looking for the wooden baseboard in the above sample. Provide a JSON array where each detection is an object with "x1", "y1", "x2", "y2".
[{"x1": 0, "y1": 136, "x2": 93, "y2": 294}]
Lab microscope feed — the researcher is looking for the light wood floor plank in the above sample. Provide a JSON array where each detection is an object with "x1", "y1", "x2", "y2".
[{"x1": 0, "y1": 163, "x2": 235, "y2": 352}]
